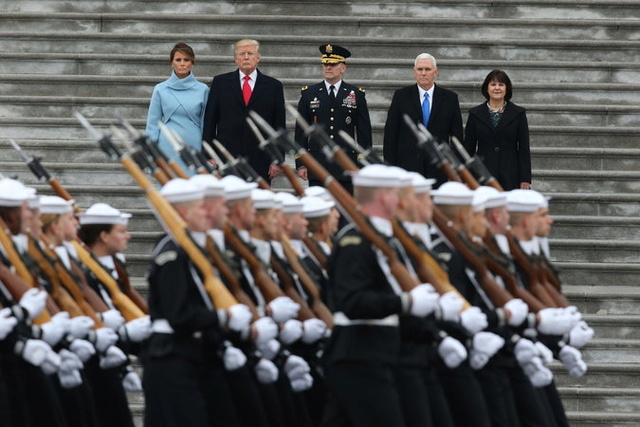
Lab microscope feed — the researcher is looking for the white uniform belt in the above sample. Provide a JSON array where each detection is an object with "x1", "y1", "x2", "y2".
[
  {"x1": 333, "y1": 312, "x2": 399, "y2": 327},
  {"x1": 151, "y1": 319, "x2": 202, "y2": 339}
]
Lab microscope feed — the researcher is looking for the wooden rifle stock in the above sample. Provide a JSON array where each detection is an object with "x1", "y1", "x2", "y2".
[
  {"x1": 223, "y1": 224, "x2": 285, "y2": 303},
  {"x1": 431, "y1": 208, "x2": 513, "y2": 308},
  {"x1": 204, "y1": 236, "x2": 261, "y2": 321},
  {"x1": 112, "y1": 258, "x2": 149, "y2": 314},
  {"x1": 70, "y1": 240, "x2": 145, "y2": 321},
  {"x1": 505, "y1": 233, "x2": 558, "y2": 307},
  {"x1": 295, "y1": 149, "x2": 420, "y2": 292},
  {"x1": 280, "y1": 236, "x2": 333, "y2": 328},
  {"x1": 282, "y1": 164, "x2": 305, "y2": 197},
  {"x1": 302, "y1": 236, "x2": 329, "y2": 271},
  {"x1": 120, "y1": 155, "x2": 237, "y2": 310},
  {"x1": 269, "y1": 252, "x2": 316, "y2": 322},
  {"x1": 391, "y1": 218, "x2": 471, "y2": 310}
]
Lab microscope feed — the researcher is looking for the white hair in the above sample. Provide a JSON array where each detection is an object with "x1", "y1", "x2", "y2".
[{"x1": 414, "y1": 53, "x2": 437, "y2": 68}]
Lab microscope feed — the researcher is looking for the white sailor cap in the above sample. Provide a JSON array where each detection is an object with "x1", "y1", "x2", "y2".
[
  {"x1": 432, "y1": 182, "x2": 474, "y2": 205},
  {"x1": 407, "y1": 172, "x2": 436, "y2": 194},
  {"x1": 78, "y1": 203, "x2": 131, "y2": 225},
  {"x1": 529, "y1": 190, "x2": 551, "y2": 208},
  {"x1": 474, "y1": 186, "x2": 507, "y2": 209},
  {"x1": 220, "y1": 175, "x2": 258, "y2": 201},
  {"x1": 472, "y1": 189, "x2": 489, "y2": 212},
  {"x1": 39, "y1": 195, "x2": 74, "y2": 215},
  {"x1": 160, "y1": 178, "x2": 205, "y2": 203},
  {"x1": 0, "y1": 178, "x2": 35, "y2": 207},
  {"x1": 28, "y1": 194, "x2": 40, "y2": 210},
  {"x1": 352, "y1": 164, "x2": 411, "y2": 188},
  {"x1": 507, "y1": 189, "x2": 546, "y2": 213},
  {"x1": 301, "y1": 196, "x2": 334, "y2": 218},
  {"x1": 189, "y1": 174, "x2": 225, "y2": 198},
  {"x1": 305, "y1": 186, "x2": 333, "y2": 202},
  {"x1": 274, "y1": 192, "x2": 304, "y2": 214},
  {"x1": 252, "y1": 189, "x2": 276, "y2": 210},
  {"x1": 387, "y1": 166, "x2": 414, "y2": 188}
]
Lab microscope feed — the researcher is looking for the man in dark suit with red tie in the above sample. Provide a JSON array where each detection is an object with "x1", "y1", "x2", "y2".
[
  {"x1": 203, "y1": 39, "x2": 286, "y2": 183},
  {"x1": 383, "y1": 53, "x2": 463, "y2": 187}
]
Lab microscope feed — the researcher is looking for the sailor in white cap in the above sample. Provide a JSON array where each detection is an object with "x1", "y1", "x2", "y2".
[
  {"x1": 322, "y1": 164, "x2": 443, "y2": 427},
  {"x1": 144, "y1": 178, "x2": 252, "y2": 427},
  {"x1": 305, "y1": 185, "x2": 341, "y2": 236}
]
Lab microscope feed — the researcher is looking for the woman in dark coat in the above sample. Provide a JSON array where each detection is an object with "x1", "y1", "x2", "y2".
[{"x1": 464, "y1": 70, "x2": 532, "y2": 190}]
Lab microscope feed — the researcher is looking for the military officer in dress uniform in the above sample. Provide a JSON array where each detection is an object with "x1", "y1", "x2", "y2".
[{"x1": 295, "y1": 44, "x2": 372, "y2": 194}]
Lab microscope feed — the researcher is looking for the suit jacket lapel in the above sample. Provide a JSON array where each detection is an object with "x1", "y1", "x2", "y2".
[
  {"x1": 495, "y1": 102, "x2": 518, "y2": 131},
  {"x1": 230, "y1": 69, "x2": 245, "y2": 106},
  {"x1": 248, "y1": 70, "x2": 266, "y2": 106},
  {"x1": 409, "y1": 85, "x2": 423, "y2": 121}
]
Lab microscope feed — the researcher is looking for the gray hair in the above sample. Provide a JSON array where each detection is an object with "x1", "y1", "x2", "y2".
[
  {"x1": 234, "y1": 39, "x2": 260, "y2": 54},
  {"x1": 414, "y1": 53, "x2": 437, "y2": 68}
]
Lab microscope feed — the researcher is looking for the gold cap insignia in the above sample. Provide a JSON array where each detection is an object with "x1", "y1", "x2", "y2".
[{"x1": 326, "y1": 44, "x2": 333, "y2": 53}]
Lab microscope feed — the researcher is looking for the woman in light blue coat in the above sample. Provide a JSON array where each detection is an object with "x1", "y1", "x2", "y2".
[{"x1": 146, "y1": 42, "x2": 209, "y2": 174}]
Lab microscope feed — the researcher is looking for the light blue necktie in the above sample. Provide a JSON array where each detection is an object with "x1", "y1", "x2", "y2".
[{"x1": 422, "y1": 92, "x2": 430, "y2": 127}]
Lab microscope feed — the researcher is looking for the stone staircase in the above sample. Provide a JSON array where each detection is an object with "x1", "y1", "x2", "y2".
[{"x1": 2, "y1": 1, "x2": 640, "y2": 425}]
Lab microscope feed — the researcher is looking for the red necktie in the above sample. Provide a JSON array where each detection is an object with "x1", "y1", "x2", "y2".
[{"x1": 242, "y1": 75, "x2": 252, "y2": 105}]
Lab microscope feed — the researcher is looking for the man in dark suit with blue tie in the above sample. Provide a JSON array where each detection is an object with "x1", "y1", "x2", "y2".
[
  {"x1": 203, "y1": 39, "x2": 286, "y2": 183},
  {"x1": 383, "y1": 53, "x2": 463, "y2": 187},
  {"x1": 295, "y1": 44, "x2": 372, "y2": 194}
]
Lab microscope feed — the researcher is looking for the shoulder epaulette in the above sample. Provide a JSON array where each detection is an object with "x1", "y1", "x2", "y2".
[
  {"x1": 358, "y1": 87, "x2": 366, "y2": 93},
  {"x1": 301, "y1": 86, "x2": 309, "y2": 91}
]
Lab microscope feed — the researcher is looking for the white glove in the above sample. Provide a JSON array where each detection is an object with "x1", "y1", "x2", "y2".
[
  {"x1": 537, "y1": 308, "x2": 577, "y2": 336},
  {"x1": 41, "y1": 349, "x2": 62, "y2": 375},
  {"x1": 437, "y1": 336, "x2": 467, "y2": 369},
  {"x1": 19, "y1": 288, "x2": 47, "y2": 320},
  {"x1": 460, "y1": 307, "x2": 488, "y2": 334},
  {"x1": 566, "y1": 321, "x2": 594, "y2": 349},
  {"x1": 522, "y1": 357, "x2": 554, "y2": 387},
  {"x1": 290, "y1": 373, "x2": 314, "y2": 392},
  {"x1": 51, "y1": 312, "x2": 71, "y2": 333},
  {"x1": 0, "y1": 307, "x2": 18, "y2": 340},
  {"x1": 408, "y1": 283, "x2": 439, "y2": 317},
  {"x1": 252, "y1": 317, "x2": 279, "y2": 344},
  {"x1": 68, "y1": 316, "x2": 95, "y2": 338},
  {"x1": 469, "y1": 332, "x2": 505, "y2": 370},
  {"x1": 534, "y1": 342, "x2": 554, "y2": 365},
  {"x1": 99, "y1": 345, "x2": 127, "y2": 369},
  {"x1": 118, "y1": 316, "x2": 152, "y2": 343},
  {"x1": 15, "y1": 339, "x2": 50, "y2": 366},
  {"x1": 256, "y1": 338, "x2": 281, "y2": 360},
  {"x1": 91, "y1": 327, "x2": 119, "y2": 352},
  {"x1": 222, "y1": 346, "x2": 247, "y2": 371},
  {"x1": 226, "y1": 304, "x2": 252, "y2": 332},
  {"x1": 58, "y1": 349, "x2": 83, "y2": 372},
  {"x1": 513, "y1": 338, "x2": 538, "y2": 365},
  {"x1": 254, "y1": 358, "x2": 279, "y2": 384},
  {"x1": 122, "y1": 371, "x2": 143, "y2": 392},
  {"x1": 267, "y1": 297, "x2": 300, "y2": 323},
  {"x1": 436, "y1": 292, "x2": 463, "y2": 322},
  {"x1": 279, "y1": 319, "x2": 303, "y2": 345},
  {"x1": 284, "y1": 354, "x2": 310, "y2": 381},
  {"x1": 69, "y1": 338, "x2": 96, "y2": 363},
  {"x1": 37, "y1": 321, "x2": 66, "y2": 347},
  {"x1": 58, "y1": 368, "x2": 83, "y2": 389},
  {"x1": 559, "y1": 346, "x2": 587, "y2": 377},
  {"x1": 301, "y1": 319, "x2": 327, "y2": 344},
  {"x1": 99, "y1": 309, "x2": 125, "y2": 330},
  {"x1": 504, "y1": 299, "x2": 528, "y2": 327}
]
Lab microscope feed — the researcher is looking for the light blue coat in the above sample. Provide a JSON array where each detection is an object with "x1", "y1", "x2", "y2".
[{"x1": 146, "y1": 71, "x2": 209, "y2": 173}]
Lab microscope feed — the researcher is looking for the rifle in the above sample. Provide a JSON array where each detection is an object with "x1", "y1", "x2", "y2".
[
  {"x1": 158, "y1": 123, "x2": 216, "y2": 176},
  {"x1": 248, "y1": 117, "x2": 331, "y2": 270},
  {"x1": 450, "y1": 137, "x2": 504, "y2": 191},
  {"x1": 210, "y1": 139, "x2": 270, "y2": 190},
  {"x1": 251, "y1": 110, "x2": 421, "y2": 293},
  {"x1": 9, "y1": 139, "x2": 77, "y2": 210},
  {"x1": 402, "y1": 116, "x2": 461, "y2": 183},
  {"x1": 338, "y1": 130, "x2": 385, "y2": 166},
  {"x1": 117, "y1": 116, "x2": 185, "y2": 180},
  {"x1": 77, "y1": 113, "x2": 238, "y2": 311}
]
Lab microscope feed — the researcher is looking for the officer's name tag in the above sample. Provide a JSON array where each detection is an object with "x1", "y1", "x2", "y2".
[{"x1": 310, "y1": 98, "x2": 320, "y2": 110}]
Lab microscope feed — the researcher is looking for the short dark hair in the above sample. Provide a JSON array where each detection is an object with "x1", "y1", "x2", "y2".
[
  {"x1": 170, "y1": 42, "x2": 196, "y2": 64},
  {"x1": 78, "y1": 223, "x2": 114, "y2": 247},
  {"x1": 481, "y1": 69, "x2": 513, "y2": 101}
]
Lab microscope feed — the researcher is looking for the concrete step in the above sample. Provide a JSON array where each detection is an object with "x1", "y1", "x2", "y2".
[
  {"x1": 5, "y1": 52, "x2": 640, "y2": 85},
  {"x1": 535, "y1": 170, "x2": 640, "y2": 193},
  {"x1": 563, "y1": 285, "x2": 640, "y2": 314},
  {"x1": 581, "y1": 339, "x2": 640, "y2": 364},
  {"x1": 547, "y1": 192, "x2": 640, "y2": 216},
  {"x1": 559, "y1": 386, "x2": 640, "y2": 414},
  {"x1": 532, "y1": 147, "x2": 640, "y2": 171},
  {"x1": 565, "y1": 411, "x2": 640, "y2": 427},
  {"x1": 553, "y1": 362, "x2": 640, "y2": 389},
  {"x1": 550, "y1": 238, "x2": 640, "y2": 264},
  {"x1": 550, "y1": 215, "x2": 640, "y2": 240},
  {"x1": 580, "y1": 314, "x2": 640, "y2": 339},
  {"x1": 8, "y1": 0, "x2": 640, "y2": 19},
  {"x1": 3, "y1": 31, "x2": 640, "y2": 63},
  {"x1": 3, "y1": 13, "x2": 639, "y2": 42},
  {"x1": 557, "y1": 262, "x2": 640, "y2": 287}
]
